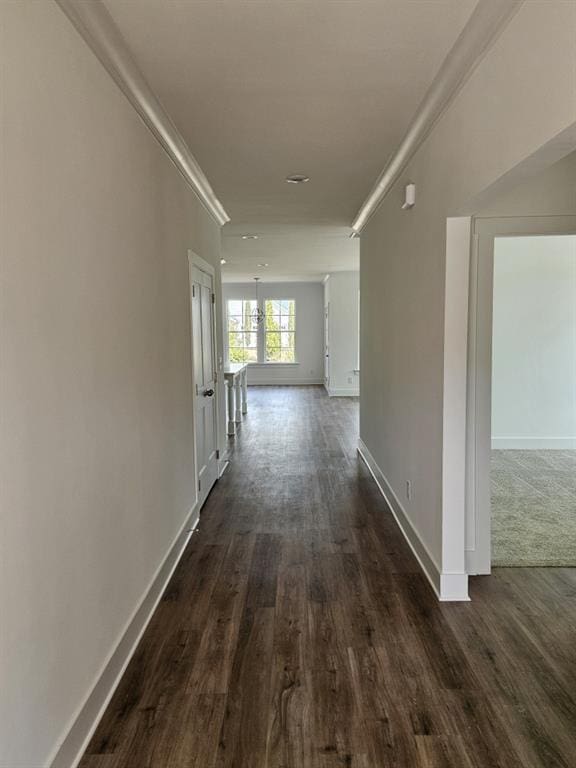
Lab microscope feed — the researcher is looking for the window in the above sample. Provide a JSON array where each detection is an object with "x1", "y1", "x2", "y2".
[
  {"x1": 264, "y1": 299, "x2": 295, "y2": 362},
  {"x1": 227, "y1": 299, "x2": 258, "y2": 362},
  {"x1": 226, "y1": 298, "x2": 296, "y2": 363}
]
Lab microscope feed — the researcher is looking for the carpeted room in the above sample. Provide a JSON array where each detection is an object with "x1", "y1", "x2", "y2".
[
  {"x1": 491, "y1": 449, "x2": 576, "y2": 566},
  {"x1": 490, "y1": 234, "x2": 576, "y2": 567}
]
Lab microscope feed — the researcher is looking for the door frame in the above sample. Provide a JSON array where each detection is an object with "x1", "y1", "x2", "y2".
[
  {"x1": 324, "y1": 300, "x2": 330, "y2": 389},
  {"x1": 187, "y1": 250, "x2": 222, "y2": 510},
  {"x1": 466, "y1": 215, "x2": 576, "y2": 574}
]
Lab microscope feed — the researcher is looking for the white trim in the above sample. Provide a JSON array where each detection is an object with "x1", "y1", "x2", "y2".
[
  {"x1": 442, "y1": 218, "x2": 471, "y2": 577},
  {"x1": 55, "y1": 0, "x2": 229, "y2": 226},
  {"x1": 49, "y1": 504, "x2": 200, "y2": 768},
  {"x1": 492, "y1": 437, "x2": 576, "y2": 449},
  {"x1": 465, "y1": 233, "x2": 486, "y2": 573},
  {"x1": 358, "y1": 439, "x2": 469, "y2": 602},
  {"x1": 351, "y1": 0, "x2": 522, "y2": 232},
  {"x1": 247, "y1": 362, "x2": 300, "y2": 368},
  {"x1": 327, "y1": 387, "x2": 359, "y2": 397},
  {"x1": 439, "y1": 573, "x2": 471, "y2": 602},
  {"x1": 217, "y1": 443, "x2": 230, "y2": 479},
  {"x1": 188, "y1": 250, "x2": 216, "y2": 279}
]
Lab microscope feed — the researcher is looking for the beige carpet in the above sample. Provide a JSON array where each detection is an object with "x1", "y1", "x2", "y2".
[{"x1": 491, "y1": 449, "x2": 576, "y2": 566}]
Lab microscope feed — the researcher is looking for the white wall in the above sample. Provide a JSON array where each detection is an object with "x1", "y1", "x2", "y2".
[
  {"x1": 476, "y1": 149, "x2": 576, "y2": 218},
  {"x1": 0, "y1": 3, "x2": 223, "y2": 766},
  {"x1": 492, "y1": 235, "x2": 576, "y2": 449},
  {"x1": 324, "y1": 272, "x2": 359, "y2": 396},
  {"x1": 222, "y1": 282, "x2": 324, "y2": 384},
  {"x1": 360, "y1": 0, "x2": 576, "y2": 598}
]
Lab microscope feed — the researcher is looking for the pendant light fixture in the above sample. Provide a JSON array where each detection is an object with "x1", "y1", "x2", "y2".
[{"x1": 252, "y1": 277, "x2": 265, "y2": 324}]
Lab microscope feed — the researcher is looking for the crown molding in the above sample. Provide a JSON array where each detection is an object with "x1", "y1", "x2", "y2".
[
  {"x1": 55, "y1": 0, "x2": 230, "y2": 227},
  {"x1": 351, "y1": 0, "x2": 523, "y2": 233}
]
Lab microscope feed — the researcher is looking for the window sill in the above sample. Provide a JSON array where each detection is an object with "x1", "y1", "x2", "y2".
[{"x1": 247, "y1": 362, "x2": 300, "y2": 367}]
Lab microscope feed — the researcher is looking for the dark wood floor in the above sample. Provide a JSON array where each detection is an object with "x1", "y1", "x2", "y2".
[{"x1": 80, "y1": 386, "x2": 576, "y2": 768}]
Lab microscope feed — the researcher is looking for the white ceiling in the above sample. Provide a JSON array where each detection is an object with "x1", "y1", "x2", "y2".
[{"x1": 104, "y1": 0, "x2": 477, "y2": 281}]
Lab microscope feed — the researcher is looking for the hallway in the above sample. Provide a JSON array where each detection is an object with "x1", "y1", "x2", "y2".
[
  {"x1": 80, "y1": 388, "x2": 576, "y2": 768},
  {"x1": 3, "y1": 3, "x2": 576, "y2": 764}
]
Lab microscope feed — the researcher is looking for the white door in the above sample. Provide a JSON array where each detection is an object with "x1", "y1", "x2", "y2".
[{"x1": 190, "y1": 263, "x2": 218, "y2": 509}]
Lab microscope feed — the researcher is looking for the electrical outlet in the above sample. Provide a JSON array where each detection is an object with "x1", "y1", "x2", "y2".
[{"x1": 406, "y1": 480, "x2": 412, "y2": 501}]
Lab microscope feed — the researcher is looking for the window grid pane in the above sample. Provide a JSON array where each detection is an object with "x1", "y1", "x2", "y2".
[
  {"x1": 264, "y1": 299, "x2": 295, "y2": 362},
  {"x1": 227, "y1": 299, "x2": 259, "y2": 363},
  {"x1": 228, "y1": 298, "x2": 295, "y2": 364}
]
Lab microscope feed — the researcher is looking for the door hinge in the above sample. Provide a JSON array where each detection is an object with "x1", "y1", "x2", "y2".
[
  {"x1": 198, "y1": 478, "x2": 201, "y2": 493},
  {"x1": 211, "y1": 292, "x2": 215, "y2": 304},
  {"x1": 216, "y1": 449, "x2": 220, "y2": 460},
  {"x1": 192, "y1": 284, "x2": 196, "y2": 298}
]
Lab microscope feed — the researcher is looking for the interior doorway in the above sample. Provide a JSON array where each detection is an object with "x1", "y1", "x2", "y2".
[
  {"x1": 491, "y1": 233, "x2": 576, "y2": 565},
  {"x1": 467, "y1": 216, "x2": 576, "y2": 573},
  {"x1": 188, "y1": 253, "x2": 219, "y2": 509}
]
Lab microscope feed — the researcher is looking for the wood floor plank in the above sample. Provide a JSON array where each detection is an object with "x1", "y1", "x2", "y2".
[
  {"x1": 185, "y1": 541, "x2": 251, "y2": 695},
  {"x1": 266, "y1": 563, "x2": 311, "y2": 768},
  {"x1": 414, "y1": 735, "x2": 475, "y2": 768},
  {"x1": 165, "y1": 694, "x2": 226, "y2": 768},
  {"x1": 215, "y1": 607, "x2": 275, "y2": 768},
  {"x1": 246, "y1": 533, "x2": 282, "y2": 608},
  {"x1": 79, "y1": 387, "x2": 576, "y2": 768}
]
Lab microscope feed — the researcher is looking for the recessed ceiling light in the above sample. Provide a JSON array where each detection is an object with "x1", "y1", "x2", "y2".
[
  {"x1": 220, "y1": 258, "x2": 227, "y2": 264},
  {"x1": 285, "y1": 174, "x2": 310, "y2": 184},
  {"x1": 241, "y1": 234, "x2": 259, "y2": 240},
  {"x1": 257, "y1": 263, "x2": 269, "y2": 268}
]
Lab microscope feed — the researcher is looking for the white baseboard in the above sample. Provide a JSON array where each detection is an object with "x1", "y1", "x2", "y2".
[
  {"x1": 218, "y1": 448, "x2": 230, "y2": 477},
  {"x1": 327, "y1": 387, "x2": 359, "y2": 397},
  {"x1": 49, "y1": 503, "x2": 200, "y2": 768},
  {"x1": 357, "y1": 439, "x2": 468, "y2": 602},
  {"x1": 492, "y1": 437, "x2": 576, "y2": 449},
  {"x1": 438, "y1": 572, "x2": 470, "y2": 601}
]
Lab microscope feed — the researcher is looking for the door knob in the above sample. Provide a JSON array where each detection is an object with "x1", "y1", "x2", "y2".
[{"x1": 203, "y1": 389, "x2": 214, "y2": 397}]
